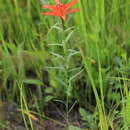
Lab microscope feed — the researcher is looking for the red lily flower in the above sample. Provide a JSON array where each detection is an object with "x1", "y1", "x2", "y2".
[{"x1": 42, "y1": 0, "x2": 80, "y2": 21}]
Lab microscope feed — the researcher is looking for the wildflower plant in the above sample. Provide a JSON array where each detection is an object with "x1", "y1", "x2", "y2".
[{"x1": 42, "y1": 0, "x2": 81, "y2": 124}]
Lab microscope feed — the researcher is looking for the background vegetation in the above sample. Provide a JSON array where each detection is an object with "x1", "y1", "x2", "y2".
[{"x1": 0, "y1": 0, "x2": 130, "y2": 129}]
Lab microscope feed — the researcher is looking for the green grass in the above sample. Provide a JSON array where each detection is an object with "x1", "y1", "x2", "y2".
[{"x1": 0, "y1": 0, "x2": 130, "y2": 129}]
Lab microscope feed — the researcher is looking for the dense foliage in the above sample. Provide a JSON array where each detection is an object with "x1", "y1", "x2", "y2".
[{"x1": 0, "y1": 0, "x2": 130, "y2": 129}]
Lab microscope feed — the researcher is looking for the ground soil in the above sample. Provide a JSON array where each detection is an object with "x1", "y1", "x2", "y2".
[{"x1": 0, "y1": 102, "x2": 88, "y2": 130}]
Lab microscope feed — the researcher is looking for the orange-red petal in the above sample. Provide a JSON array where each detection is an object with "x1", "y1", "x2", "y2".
[
  {"x1": 61, "y1": 15, "x2": 66, "y2": 21},
  {"x1": 66, "y1": 8, "x2": 80, "y2": 15},
  {"x1": 65, "y1": 0, "x2": 78, "y2": 11},
  {"x1": 42, "y1": 5, "x2": 56, "y2": 11},
  {"x1": 42, "y1": 12, "x2": 57, "y2": 16}
]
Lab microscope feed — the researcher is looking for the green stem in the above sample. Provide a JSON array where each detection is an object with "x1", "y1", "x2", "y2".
[
  {"x1": 61, "y1": 18, "x2": 69, "y2": 125},
  {"x1": 61, "y1": 18, "x2": 65, "y2": 30},
  {"x1": 66, "y1": 88, "x2": 69, "y2": 124}
]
